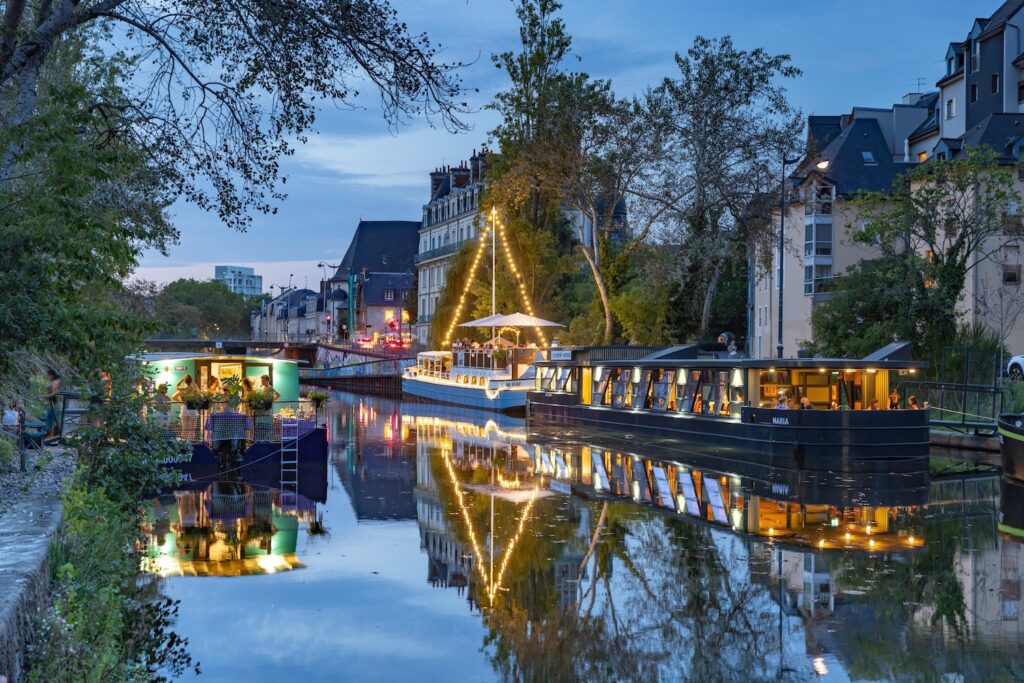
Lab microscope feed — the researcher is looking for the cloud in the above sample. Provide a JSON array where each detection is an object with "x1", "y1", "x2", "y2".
[{"x1": 291, "y1": 122, "x2": 496, "y2": 190}]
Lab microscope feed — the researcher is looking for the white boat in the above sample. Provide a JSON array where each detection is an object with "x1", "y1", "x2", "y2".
[
  {"x1": 402, "y1": 348, "x2": 538, "y2": 413},
  {"x1": 403, "y1": 208, "x2": 562, "y2": 413}
]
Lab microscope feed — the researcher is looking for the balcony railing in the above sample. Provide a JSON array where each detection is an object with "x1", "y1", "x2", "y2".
[
  {"x1": 146, "y1": 400, "x2": 318, "y2": 444},
  {"x1": 415, "y1": 242, "x2": 461, "y2": 264},
  {"x1": 804, "y1": 201, "x2": 833, "y2": 216}
]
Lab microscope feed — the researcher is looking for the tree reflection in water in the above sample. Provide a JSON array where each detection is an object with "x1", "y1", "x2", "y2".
[{"x1": 430, "y1": 442, "x2": 802, "y2": 683}]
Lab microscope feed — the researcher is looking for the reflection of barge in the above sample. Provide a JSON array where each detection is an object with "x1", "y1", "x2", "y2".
[
  {"x1": 526, "y1": 433, "x2": 930, "y2": 554},
  {"x1": 998, "y1": 413, "x2": 1024, "y2": 481},
  {"x1": 529, "y1": 343, "x2": 929, "y2": 471}
]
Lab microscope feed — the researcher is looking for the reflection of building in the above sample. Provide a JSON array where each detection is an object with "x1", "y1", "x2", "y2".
[
  {"x1": 214, "y1": 265, "x2": 262, "y2": 297},
  {"x1": 332, "y1": 396, "x2": 417, "y2": 520}
]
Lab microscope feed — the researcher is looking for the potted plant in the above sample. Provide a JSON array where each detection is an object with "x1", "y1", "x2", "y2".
[
  {"x1": 306, "y1": 390, "x2": 328, "y2": 414},
  {"x1": 183, "y1": 388, "x2": 212, "y2": 411},
  {"x1": 492, "y1": 348, "x2": 508, "y2": 368},
  {"x1": 247, "y1": 388, "x2": 274, "y2": 413},
  {"x1": 221, "y1": 376, "x2": 244, "y2": 411}
]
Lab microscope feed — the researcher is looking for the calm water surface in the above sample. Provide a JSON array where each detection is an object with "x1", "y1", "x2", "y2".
[{"x1": 148, "y1": 391, "x2": 1024, "y2": 682}]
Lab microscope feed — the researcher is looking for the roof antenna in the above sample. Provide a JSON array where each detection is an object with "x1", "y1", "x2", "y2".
[{"x1": 911, "y1": 77, "x2": 927, "y2": 91}]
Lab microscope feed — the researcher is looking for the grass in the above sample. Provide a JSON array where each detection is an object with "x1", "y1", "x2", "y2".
[{"x1": 929, "y1": 455, "x2": 998, "y2": 477}]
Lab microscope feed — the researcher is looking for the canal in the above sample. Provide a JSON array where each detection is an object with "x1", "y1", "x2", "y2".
[{"x1": 145, "y1": 391, "x2": 1023, "y2": 682}]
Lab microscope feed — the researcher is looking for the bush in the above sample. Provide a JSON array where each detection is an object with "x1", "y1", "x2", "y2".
[
  {"x1": 1005, "y1": 380, "x2": 1024, "y2": 414},
  {"x1": 26, "y1": 480, "x2": 196, "y2": 681},
  {"x1": 0, "y1": 435, "x2": 15, "y2": 471}
]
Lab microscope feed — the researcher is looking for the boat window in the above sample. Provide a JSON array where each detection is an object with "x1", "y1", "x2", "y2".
[
  {"x1": 630, "y1": 368, "x2": 654, "y2": 409},
  {"x1": 556, "y1": 366, "x2": 573, "y2": 392},
  {"x1": 651, "y1": 369, "x2": 677, "y2": 411},
  {"x1": 611, "y1": 369, "x2": 631, "y2": 408},
  {"x1": 676, "y1": 369, "x2": 701, "y2": 413},
  {"x1": 593, "y1": 368, "x2": 613, "y2": 406},
  {"x1": 700, "y1": 369, "x2": 721, "y2": 415}
]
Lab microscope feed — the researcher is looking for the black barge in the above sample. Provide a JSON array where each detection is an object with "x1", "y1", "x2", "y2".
[{"x1": 528, "y1": 342, "x2": 929, "y2": 473}]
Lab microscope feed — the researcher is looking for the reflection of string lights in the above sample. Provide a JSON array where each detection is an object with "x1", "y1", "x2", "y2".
[
  {"x1": 441, "y1": 447, "x2": 540, "y2": 605},
  {"x1": 497, "y1": 471, "x2": 521, "y2": 489},
  {"x1": 442, "y1": 448, "x2": 490, "y2": 588},
  {"x1": 488, "y1": 485, "x2": 539, "y2": 603}
]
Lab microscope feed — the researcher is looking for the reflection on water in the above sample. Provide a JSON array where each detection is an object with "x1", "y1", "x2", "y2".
[{"x1": 152, "y1": 392, "x2": 1024, "y2": 682}]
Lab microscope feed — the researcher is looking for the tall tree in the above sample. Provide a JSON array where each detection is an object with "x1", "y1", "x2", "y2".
[
  {"x1": 650, "y1": 36, "x2": 802, "y2": 339},
  {"x1": 856, "y1": 147, "x2": 1020, "y2": 355},
  {"x1": 0, "y1": 0, "x2": 468, "y2": 229}
]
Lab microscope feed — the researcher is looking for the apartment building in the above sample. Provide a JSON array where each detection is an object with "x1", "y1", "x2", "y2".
[
  {"x1": 413, "y1": 150, "x2": 488, "y2": 347},
  {"x1": 754, "y1": 0, "x2": 1024, "y2": 358},
  {"x1": 214, "y1": 265, "x2": 263, "y2": 297}
]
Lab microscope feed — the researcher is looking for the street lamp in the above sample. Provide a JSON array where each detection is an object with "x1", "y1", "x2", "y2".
[{"x1": 777, "y1": 154, "x2": 803, "y2": 359}]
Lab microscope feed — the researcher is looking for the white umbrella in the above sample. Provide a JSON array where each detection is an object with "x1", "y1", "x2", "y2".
[
  {"x1": 490, "y1": 312, "x2": 563, "y2": 328},
  {"x1": 458, "y1": 314, "x2": 507, "y2": 327}
]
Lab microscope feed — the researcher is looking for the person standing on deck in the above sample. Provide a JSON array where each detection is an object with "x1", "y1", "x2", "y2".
[{"x1": 260, "y1": 374, "x2": 280, "y2": 401}]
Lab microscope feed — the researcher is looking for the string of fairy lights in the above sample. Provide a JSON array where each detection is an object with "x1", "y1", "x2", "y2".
[{"x1": 442, "y1": 208, "x2": 548, "y2": 348}]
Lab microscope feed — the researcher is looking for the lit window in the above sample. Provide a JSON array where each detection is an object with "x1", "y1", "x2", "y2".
[
  {"x1": 861, "y1": 150, "x2": 876, "y2": 164},
  {"x1": 917, "y1": 151, "x2": 928, "y2": 162}
]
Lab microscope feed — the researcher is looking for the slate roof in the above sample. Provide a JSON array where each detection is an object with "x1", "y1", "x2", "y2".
[
  {"x1": 982, "y1": 0, "x2": 1024, "y2": 37},
  {"x1": 807, "y1": 116, "x2": 843, "y2": 156},
  {"x1": 956, "y1": 113, "x2": 1024, "y2": 161},
  {"x1": 809, "y1": 118, "x2": 913, "y2": 196},
  {"x1": 359, "y1": 272, "x2": 413, "y2": 307},
  {"x1": 330, "y1": 220, "x2": 421, "y2": 282}
]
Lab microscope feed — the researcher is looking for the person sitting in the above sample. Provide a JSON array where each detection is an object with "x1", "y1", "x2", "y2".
[
  {"x1": 776, "y1": 395, "x2": 789, "y2": 410},
  {"x1": 908, "y1": 395, "x2": 920, "y2": 410},
  {"x1": 888, "y1": 388, "x2": 900, "y2": 410},
  {"x1": 799, "y1": 397, "x2": 815, "y2": 410},
  {"x1": 869, "y1": 400, "x2": 880, "y2": 410},
  {"x1": 830, "y1": 400, "x2": 839, "y2": 410}
]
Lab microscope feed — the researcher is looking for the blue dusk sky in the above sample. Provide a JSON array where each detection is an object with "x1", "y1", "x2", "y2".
[{"x1": 136, "y1": 0, "x2": 983, "y2": 292}]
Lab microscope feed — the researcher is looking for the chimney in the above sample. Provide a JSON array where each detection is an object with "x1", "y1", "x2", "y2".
[
  {"x1": 452, "y1": 163, "x2": 470, "y2": 189},
  {"x1": 430, "y1": 168, "x2": 446, "y2": 199}
]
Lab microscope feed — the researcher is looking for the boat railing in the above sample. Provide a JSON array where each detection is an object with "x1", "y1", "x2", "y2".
[
  {"x1": 896, "y1": 380, "x2": 1002, "y2": 432},
  {"x1": 147, "y1": 400, "x2": 318, "y2": 445}
]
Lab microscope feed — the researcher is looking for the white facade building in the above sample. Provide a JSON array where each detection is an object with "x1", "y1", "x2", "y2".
[
  {"x1": 413, "y1": 151, "x2": 488, "y2": 347},
  {"x1": 214, "y1": 265, "x2": 263, "y2": 297}
]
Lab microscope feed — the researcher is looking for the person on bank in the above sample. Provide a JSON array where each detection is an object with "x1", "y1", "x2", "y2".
[{"x1": 40, "y1": 369, "x2": 61, "y2": 438}]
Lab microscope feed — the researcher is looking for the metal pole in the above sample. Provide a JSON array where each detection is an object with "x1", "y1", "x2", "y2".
[
  {"x1": 491, "y1": 209, "x2": 497, "y2": 343},
  {"x1": 777, "y1": 160, "x2": 786, "y2": 360}
]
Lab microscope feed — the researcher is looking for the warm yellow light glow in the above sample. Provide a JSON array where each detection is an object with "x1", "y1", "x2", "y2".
[
  {"x1": 845, "y1": 532, "x2": 851, "y2": 541},
  {"x1": 768, "y1": 527, "x2": 774, "y2": 535},
  {"x1": 869, "y1": 538, "x2": 876, "y2": 548},
  {"x1": 818, "y1": 539, "x2": 825, "y2": 549},
  {"x1": 908, "y1": 535, "x2": 915, "y2": 544}
]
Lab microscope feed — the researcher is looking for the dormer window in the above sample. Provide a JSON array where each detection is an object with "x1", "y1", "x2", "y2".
[
  {"x1": 384, "y1": 288, "x2": 395, "y2": 302},
  {"x1": 971, "y1": 40, "x2": 980, "y2": 73},
  {"x1": 861, "y1": 151, "x2": 876, "y2": 164},
  {"x1": 947, "y1": 57, "x2": 954, "y2": 75}
]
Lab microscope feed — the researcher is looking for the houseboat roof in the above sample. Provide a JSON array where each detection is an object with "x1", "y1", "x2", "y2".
[
  {"x1": 133, "y1": 353, "x2": 299, "y2": 365},
  {"x1": 534, "y1": 342, "x2": 927, "y2": 370}
]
